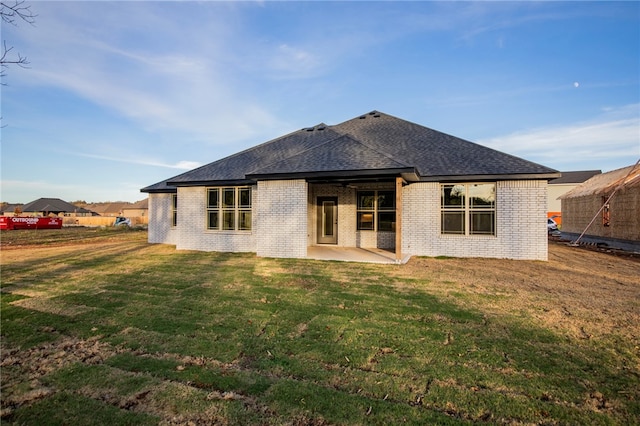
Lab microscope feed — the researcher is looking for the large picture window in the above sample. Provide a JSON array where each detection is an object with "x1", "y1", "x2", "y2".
[
  {"x1": 357, "y1": 190, "x2": 395, "y2": 231},
  {"x1": 207, "y1": 187, "x2": 252, "y2": 231},
  {"x1": 441, "y1": 183, "x2": 495, "y2": 235}
]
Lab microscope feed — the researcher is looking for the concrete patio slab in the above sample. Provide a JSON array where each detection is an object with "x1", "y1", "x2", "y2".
[{"x1": 307, "y1": 246, "x2": 409, "y2": 264}]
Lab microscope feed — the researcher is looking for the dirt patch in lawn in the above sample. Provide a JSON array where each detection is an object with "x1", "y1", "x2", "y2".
[
  {"x1": 10, "y1": 298, "x2": 96, "y2": 317},
  {"x1": 393, "y1": 240, "x2": 640, "y2": 343}
]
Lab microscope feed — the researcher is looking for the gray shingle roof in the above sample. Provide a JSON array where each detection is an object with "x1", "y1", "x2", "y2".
[
  {"x1": 248, "y1": 133, "x2": 412, "y2": 178},
  {"x1": 331, "y1": 112, "x2": 556, "y2": 177},
  {"x1": 141, "y1": 111, "x2": 558, "y2": 193},
  {"x1": 549, "y1": 170, "x2": 601, "y2": 184},
  {"x1": 21, "y1": 198, "x2": 91, "y2": 214},
  {"x1": 139, "y1": 179, "x2": 177, "y2": 193}
]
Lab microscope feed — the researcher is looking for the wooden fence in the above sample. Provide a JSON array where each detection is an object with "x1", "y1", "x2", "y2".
[{"x1": 62, "y1": 216, "x2": 148, "y2": 227}]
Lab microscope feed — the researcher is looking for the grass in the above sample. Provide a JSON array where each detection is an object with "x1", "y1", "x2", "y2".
[{"x1": 1, "y1": 228, "x2": 638, "y2": 425}]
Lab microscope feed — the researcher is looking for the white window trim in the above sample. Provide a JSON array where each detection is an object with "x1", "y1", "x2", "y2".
[
  {"x1": 440, "y1": 183, "x2": 496, "y2": 236},
  {"x1": 171, "y1": 193, "x2": 177, "y2": 228},
  {"x1": 356, "y1": 190, "x2": 395, "y2": 232},
  {"x1": 206, "y1": 187, "x2": 252, "y2": 231}
]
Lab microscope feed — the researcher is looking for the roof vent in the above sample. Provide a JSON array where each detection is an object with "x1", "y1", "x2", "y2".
[
  {"x1": 317, "y1": 126, "x2": 326, "y2": 131},
  {"x1": 305, "y1": 127, "x2": 314, "y2": 132},
  {"x1": 359, "y1": 115, "x2": 366, "y2": 119},
  {"x1": 369, "y1": 111, "x2": 376, "y2": 115},
  {"x1": 373, "y1": 114, "x2": 380, "y2": 118}
]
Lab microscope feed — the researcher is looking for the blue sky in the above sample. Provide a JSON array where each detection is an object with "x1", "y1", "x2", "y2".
[{"x1": 1, "y1": 1, "x2": 639, "y2": 203}]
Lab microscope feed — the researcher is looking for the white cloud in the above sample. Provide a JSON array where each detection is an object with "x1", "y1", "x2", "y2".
[
  {"x1": 267, "y1": 43, "x2": 320, "y2": 79},
  {"x1": 479, "y1": 104, "x2": 640, "y2": 171},
  {"x1": 12, "y1": 2, "x2": 285, "y2": 145},
  {"x1": 173, "y1": 160, "x2": 203, "y2": 170},
  {"x1": 1, "y1": 179, "x2": 92, "y2": 203},
  {"x1": 1, "y1": 179, "x2": 78, "y2": 191},
  {"x1": 427, "y1": 82, "x2": 578, "y2": 109},
  {"x1": 74, "y1": 153, "x2": 202, "y2": 170},
  {"x1": 5, "y1": 2, "x2": 638, "y2": 180}
]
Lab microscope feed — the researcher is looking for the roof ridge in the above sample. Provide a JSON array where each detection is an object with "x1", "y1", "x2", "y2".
[
  {"x1": 220, "y1": 123, "x2": 327, "y2": 162},
  {"x1": 247, "y1": 120, "x2": 413, "y2": 176},
  {"x1": 245, "y1": 129, "x2": 348, "y2": 175},
  {"x1": 343, "y1": 135, "x2": 412, "y2": 169},
  {"x1": 333, "y1": 111, "x2": 415, "y2": 169}
]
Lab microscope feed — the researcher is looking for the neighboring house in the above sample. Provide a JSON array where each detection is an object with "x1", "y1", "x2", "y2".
[
  {"x1": 0, "y1": 203, "x2": 24, "y2": 216},
  {"x1": 547, "y1": 170, "x2": 601, "y2": 226},
  {"x1": 85, "y1": 202, "x2": 129, "y2": 217},
  {"x1": 20, "y1": 198, "x2": 93, "y2": 217},
  {"x1": 560, "y1": 164, "x2": 640, "y2": 251},
  {"x1": 122, "y1": 199, "x2": 149, "y2": 217},
  {"x1": 142, "y1": 111, "x2": 559, "y2": 261}
]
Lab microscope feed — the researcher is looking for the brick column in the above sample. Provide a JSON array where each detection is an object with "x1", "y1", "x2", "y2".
[
  {"x1": 256, "y1": 179, "x2": 308, "y2": 258},
  {"x1": 395, "y1": 177, "x2": 403, "y2": 262}
]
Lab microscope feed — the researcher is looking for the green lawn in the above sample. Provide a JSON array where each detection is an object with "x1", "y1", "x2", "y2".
[{"x1": 1, "y1": 228, "x2": 638, "y2": 425}]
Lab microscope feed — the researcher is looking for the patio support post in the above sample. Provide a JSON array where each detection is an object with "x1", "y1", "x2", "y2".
[{"x1": 395, "y1": 176, "x2": 403, "y2": 262}]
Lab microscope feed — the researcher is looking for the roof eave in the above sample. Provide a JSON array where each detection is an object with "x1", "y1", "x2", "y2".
[
  {"x1": 165, "y1": 179, "x2": 257, "y2": 187},
  {"x1": 419, "y1": 172, "x2": 562, "y2": 182},
  {"x1": 246, "y1": 167, "x2": 417, "y2": 181},
  {"x1": 148, "y1": 172, "x2": 559, "y2": 190},
  {"x1": 141, "y1": 187, "x2": 177, "y2": 194}
]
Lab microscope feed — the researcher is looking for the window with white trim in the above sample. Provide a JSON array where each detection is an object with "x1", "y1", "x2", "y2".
[
  {"x1": 441, "y1": 183, "x2": 495, "y2": 235},
  {"x1": 207, "y1": 187, "x2": 252, "y2": 231},
  {"x1": 357, "y1": 190, "x2": 395, "y2": 231},
  {"x1": 171, "y1": 194, "x2": 177, "y2": 227}
]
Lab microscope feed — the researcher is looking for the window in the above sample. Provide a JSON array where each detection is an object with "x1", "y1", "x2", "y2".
[
  {"x1": 602, "y1": 196, "x2": 610, "y2": 227},
  {"x1": 171, "y1": 194, "x2": 177, "y2": 227},
  {"x1": 441, "y1": 183, "x2": 495, "y2": 235},
  {"x1": 357, "y1": 190, "x2": 395, "y2": 231},
  {"x1": 207, "y1": 187, "x2": 252, "y2": 231}
]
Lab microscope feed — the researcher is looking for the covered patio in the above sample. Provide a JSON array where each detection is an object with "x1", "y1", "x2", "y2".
[{"x1": 306, "y1": 245, "x2": 409, "y2": 264}]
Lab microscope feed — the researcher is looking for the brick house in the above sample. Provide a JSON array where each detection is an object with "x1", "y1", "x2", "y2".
[{"x1": 141, "y1": 111, "x2": 559, "y2": 261}]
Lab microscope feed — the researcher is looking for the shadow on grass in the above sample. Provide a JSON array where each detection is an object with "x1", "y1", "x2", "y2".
[
  {"x1": 1, "y1": 243, "x2": 150, "y2": 291},
  {"x1": 2, "y1": 249, "x2": 638, "y2": 425}
]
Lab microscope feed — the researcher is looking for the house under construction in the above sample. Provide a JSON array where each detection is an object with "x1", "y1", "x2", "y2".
[{"x1": 560, "y1": 163, "x2": 640, "y2": 251}]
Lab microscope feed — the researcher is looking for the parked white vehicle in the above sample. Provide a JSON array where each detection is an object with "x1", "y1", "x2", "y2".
[{"x1": 114, "y1": 217, "x2": 131, "y2": 227}]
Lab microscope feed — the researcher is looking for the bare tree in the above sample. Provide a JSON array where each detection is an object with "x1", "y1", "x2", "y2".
[{"x1": 1, "y1": 0, "x2": 36, "y2": 79}]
